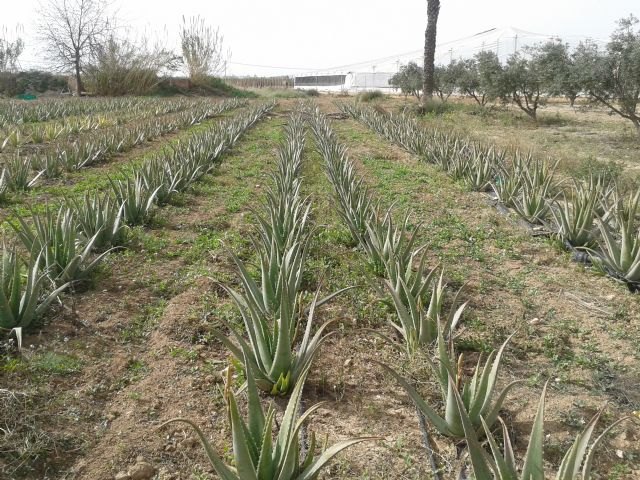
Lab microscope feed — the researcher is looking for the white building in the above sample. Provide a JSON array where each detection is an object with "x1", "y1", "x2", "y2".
[{"x1": 294, "y1": 72, "x2": 399, "y2": 93}]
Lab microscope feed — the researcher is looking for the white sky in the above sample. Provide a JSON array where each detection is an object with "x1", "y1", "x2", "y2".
[{"x1": 2, "y1": 0, "x2": 638, "y2": 76}]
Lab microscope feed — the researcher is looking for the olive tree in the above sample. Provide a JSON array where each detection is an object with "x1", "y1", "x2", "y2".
[
  {"x1": 434, "y1": 62, "x2": 458, "y2": 102},
  {"x1": 475, "y1": 50, "x2": 504, "y2": 102},
  {"x1": 577, "y1": 16, "x2": 640, "y2": 135},
  {"x1": 455, "y1": 58, "x2": 488, "y2": 106},
  {"x1": 502, "y1": 47, "x2": 548, "y2": 121},
  {"x1": 38, "y1": 0, "x2": 114, "y2": 95},
  {"x1": 389, "y1": 62, "x2": 423, "y2": 99},
  {"x1": 535, "y1": 40, "x2": 582, "y2": 106}
]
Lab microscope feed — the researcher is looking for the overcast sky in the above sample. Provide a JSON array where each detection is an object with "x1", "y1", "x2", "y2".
[{"x1": 3, "y1": 0, "x2": 638, "y2": 76}]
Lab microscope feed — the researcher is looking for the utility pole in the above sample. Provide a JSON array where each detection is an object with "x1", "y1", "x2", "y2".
[
  {"x1": 449, "y1": 48, "x2": 453, "y2": 63},
  {"x1": 514, "y1": 34, "x2": 518, "y2": 54}
]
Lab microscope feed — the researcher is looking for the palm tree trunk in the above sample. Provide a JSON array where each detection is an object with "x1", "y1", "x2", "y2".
[{"x1": 422, "y1": 0, "x2": 440, "y2": 105}]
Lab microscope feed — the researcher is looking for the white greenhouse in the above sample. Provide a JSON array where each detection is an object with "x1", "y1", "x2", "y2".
[{"x1": 294, "y1": 72, "x2": 399, "y2": 93}]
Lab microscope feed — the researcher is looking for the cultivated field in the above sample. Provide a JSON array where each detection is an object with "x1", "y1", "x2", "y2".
[{"x1": 1, "y1": 95, "x2": 639, "y2": 480}]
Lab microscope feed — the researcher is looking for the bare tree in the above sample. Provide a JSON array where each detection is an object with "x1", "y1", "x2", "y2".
[
  {"x1": 180, "y1": 15, "x2": 228, "y2": 82},
  {"x1": 38, "y1": 0, "x2": 114, "y2": 95},
  {"x1": 0, "y1": 26, "x2": 25, "y2": 73},
  {"x1": 422, "y1": 0, "x2": 440, "y2": 104}
]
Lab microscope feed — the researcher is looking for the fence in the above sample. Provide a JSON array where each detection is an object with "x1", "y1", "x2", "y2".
[{"x1": 225, "y1": 76, "x2": 293, "y2": 89}]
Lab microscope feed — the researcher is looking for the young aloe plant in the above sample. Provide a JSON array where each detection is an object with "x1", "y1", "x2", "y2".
[
  {"x1": 551, "y1": 182, "x2": 599, "y2": 248},
  {"x1": 464, "y1": 145, "x2": 499, "y2": 192},
  {"x1": 512, "y1": 181, "x2": 553, "y2": 224},
  {"x1": 382, "y1": 255, "x2": 466, "y2": 354},
  {"x1": 10, "y1": 206, "x2": 111, "y2": 285},
  {"x1": 216, "y1": 253, "x2": 351, "y2": 396},
  {"x1": 601, "y1": 188, "x2": 640, "y2": 233},
  {"x1": 65, "y1": 192, "x2": 127, "y2": 251},
  {"x1": 5, "y1": 156, "x2": 42, "y2": 191},
  {"x1": 364, "y1": 207, "x2": 420, "y2": 276},
  {"x1": 492, "y1": 164, "x2": 524, "y2": 208},
  {"x1": 33, "y1": 151, "x2": 64, "y2": 180},
  {"x1": 378, "y1": 328, "x2": 519, "y2": 439},
  {"x1": 108, "y1": 174, "x2": 160, "y2": 226},
  {"x1": 161, "y1": 359, "x2": 375, "y2": 479},
  {"x1": 593, "y1": 221, "x2": 640, "y2": 285},
  {"x1": 459, "y1": 382, "x2": 637, "y2": 480},
  {"x1": 0, "y1": 245, "x2": 69, "y2": 349},
  {"x1": 0, "y1": 169, "x2": 8, "y2": 203},
  {"x1": 511, "y1": 158, "x2": 557, "y2": 224}
]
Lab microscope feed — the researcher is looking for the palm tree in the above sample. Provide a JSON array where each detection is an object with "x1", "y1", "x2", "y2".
[{"x1": 423, "y1": 0, "x2": 441, "y2": 104}]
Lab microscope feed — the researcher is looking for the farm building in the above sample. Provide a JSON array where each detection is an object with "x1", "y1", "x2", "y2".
[{"x1": 294, "y1": 72, "x2": 399, "y2": 93}]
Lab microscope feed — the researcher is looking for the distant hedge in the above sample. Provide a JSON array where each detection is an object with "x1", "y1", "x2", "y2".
[{"x1": 0, "y1": 71, "x2": 68, "y2": 97}]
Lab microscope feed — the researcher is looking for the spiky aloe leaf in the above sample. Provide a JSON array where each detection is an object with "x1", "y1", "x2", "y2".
[{"x1": 520, "y1": 381, "x2": 548, "y2": 480}]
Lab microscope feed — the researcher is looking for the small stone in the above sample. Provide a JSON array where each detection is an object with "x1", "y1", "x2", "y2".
[
  {"x1": 129, "y1": 461, "x2": 155, "y2": 480},
  {"x1": 164, "y1": 444, "x2": 176, "y2": 452},
  {"x1": 180, "y1": 436, "x2": 198, "y2": 448},
  {"x1": 115, "y1": 472, "x2": 131, "y2": 480},
  {"x1": 616, "y1": 449, "x2": 624, "y2": 459},
  {"x1": 343, "y1": 358, "x2": 352, "y2": 368},
  {"x1": 529, "y1": 318, "x2": 542, "y2": 325}
]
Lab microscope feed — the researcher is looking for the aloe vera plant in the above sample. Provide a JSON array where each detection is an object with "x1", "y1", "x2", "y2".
[
  {"x1": 552, "y1": 181, "x2": 600, "y2": 248},
  {"x1": 162, "y1": 359, "x2": 374, "y2": 479},
  {"x1": 459, "y1": 382, "x2": 637, "y2": 480},
  {"x1": 109, "y1": 174, "x2": 160, "y2": 226},
  {"x1": 10, "y1": 206, "x2": 110, "y2": 284},
  {"x1": 65, "y1": 192, "x2": 127, "y2": 251},
  {"x1": 511, "y1": 159, "x2": 558, "y2": 224},
  {"x1": 5, "y1": 156, "x2": 42, "y2": 191},
  {"x1": 0, "y1": 169, "x2": 8, "y2": 203},
  {"x1": 379, "y1": 329, "x2": 519, "y2": 439},
  {"x1": 492, "y1": 164, "x2": 524, "y2": 208},
  {"x1": 364, "y1": 207, "x2": 421, "y2": 275},
  {"x1": 318, "y1": 140, "x2": 375, "y2": 245},
  {"x1": 592, "y1": 190, "x2": 640, "y2": 284},
  {"x1": 33, "y1": 151, "x2": 64, "y2": 179},
  {"x1": 0, "y1": 245, "x2": 69, "y2": 348},
  {"x1": 212, "y1": 108, "x2": 351, "y2": 395},
  {"x1": 217, "y1": 245, "x2": 352, "y2": 395},
  {"x1": 382, "y1": 258, "x2": 466, "y2": 354},
  {"x1": 139, "y1": 158, "x2": 183, "y2": 205},
  {"x1": 464, "y1": 145, "x2": 500, "y2": 192}
]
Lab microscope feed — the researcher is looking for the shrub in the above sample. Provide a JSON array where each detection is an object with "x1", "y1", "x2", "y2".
[
  {"x1": 413, "y1": 98, "x2": 456, "y2": 116},
  {"x1": 358, "y1": 90, "x2": 384, "y2": 102},
  {"x1": 0, "y1": 71, "x2": 67, "y2": 97}
]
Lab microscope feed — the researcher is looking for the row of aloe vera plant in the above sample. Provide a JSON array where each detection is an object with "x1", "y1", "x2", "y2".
[
  {"x1": 309, "y1": 106, "x2": 461, "y2": 356},
  {"x1": 165, "y1": 108, "x2": 374, "y2": 479},
  {"x1": 0, "y1": 96, "x2": 172, "y2": 128},
  {"x1": 0, "y1": 97, "x2": 199, "y2": 151},
  {"x1": 0, "y1": 99, "x2": 247, "y2": 197},
  {"x1": 340, "y1": 103, "x2": 640, "y2": 292},
  {"x1": 308, "y1": 106, "x2": 637, "y2": 478},
  {"x1": 1, "y1": 102, "x2": 275, "y2": 349}
]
